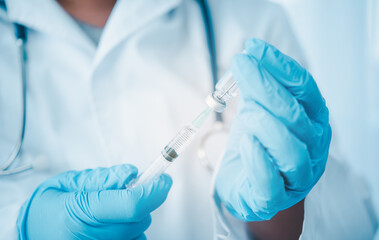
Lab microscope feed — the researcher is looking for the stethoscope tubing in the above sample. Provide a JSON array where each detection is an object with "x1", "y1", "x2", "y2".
[{"x1": 0, "y1": 24, "x2": 31, "y2": 175}]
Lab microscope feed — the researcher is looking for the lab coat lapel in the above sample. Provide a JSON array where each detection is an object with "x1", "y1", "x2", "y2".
[
  {"x1": 5, "y1": 0, "x2": 94, "y2": 52},
  {"x1": 93, "y1": 0, "x2": 182, "y2": 69}
]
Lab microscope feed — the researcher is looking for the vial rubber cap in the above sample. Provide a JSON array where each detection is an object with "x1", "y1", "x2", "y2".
[{"x1": 206, "y1": 94, "x2": 226, "y2": 113}]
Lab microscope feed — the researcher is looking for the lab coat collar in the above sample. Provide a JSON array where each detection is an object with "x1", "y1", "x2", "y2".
[
  {"x1": 93, "y1": 0, "x2": 182, "y2": 68},
  {"x1": 5, "y1": 0, "x2": 95, "y2": 53},
  {"x1": 5, "y1": 0, "x2": 182, "y2": 66}
]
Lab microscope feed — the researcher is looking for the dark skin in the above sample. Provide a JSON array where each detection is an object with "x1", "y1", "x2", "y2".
[
  {"x1": 248, "y1": 200, "x2": 304, "y2": 240},
  {"x1": 58, "y1": 0, "x2": 305, "y2": 239},
  {"x1": 58, "y1": 0, "x2": 116, "y2": 27}
]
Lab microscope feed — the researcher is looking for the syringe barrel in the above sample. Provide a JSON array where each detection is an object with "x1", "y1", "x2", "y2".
[
  {"x1": 165, "y1": 125, "x2": 197, "y2": 155},
  {"x1": 128, "y1": 155, "x2": 172, "y2": 187},
  {"x1": 128, "y1": 125, "x2": 198, "y2": 188}
]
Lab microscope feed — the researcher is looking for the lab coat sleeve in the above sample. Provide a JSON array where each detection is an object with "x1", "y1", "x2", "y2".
[{"x1": 300, "y1": 156, "x2": 378, "y2": 239}]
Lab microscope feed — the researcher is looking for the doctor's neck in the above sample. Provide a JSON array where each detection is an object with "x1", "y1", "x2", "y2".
[{"x1": 58, "y1": 0, "x2": 117, "y2": 27}]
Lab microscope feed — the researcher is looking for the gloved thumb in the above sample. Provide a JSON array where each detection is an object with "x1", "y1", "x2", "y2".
[
  {"x1": 78, "y1": 173, "x2": 173, "y2": 223},
  {"x1": 47, "y1": 164, "x2": 139, "y2": 192}
]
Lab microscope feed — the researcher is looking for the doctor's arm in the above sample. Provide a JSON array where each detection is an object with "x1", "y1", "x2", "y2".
[{"x1": 215, "y1": 39, "x2": 331, "y2": 239}]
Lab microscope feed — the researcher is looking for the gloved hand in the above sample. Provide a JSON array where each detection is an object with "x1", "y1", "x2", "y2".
[
  {"x1": 215, "y1": 39, "x2": 331, "y2": 221},
  {"x1": 17, "y1": 164, "x2": 172, "y2": 240}
]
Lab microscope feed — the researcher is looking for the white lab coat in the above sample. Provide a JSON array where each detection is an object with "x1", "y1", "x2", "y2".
[{"x1": 0, "y1": 0, "x2": 376, "y2": 239}]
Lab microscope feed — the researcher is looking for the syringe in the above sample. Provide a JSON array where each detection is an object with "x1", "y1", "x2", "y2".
[{"x1": 128, "y1": 69, "x2": 239, "y2": 188}]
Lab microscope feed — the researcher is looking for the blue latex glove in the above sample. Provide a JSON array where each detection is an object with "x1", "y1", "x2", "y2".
[
  {"x1": 215, "y1": 39, "x2": 331, "y2": 221},
  {"x1": 17, "y1": 164, "x2": 172, "y2": 240}
]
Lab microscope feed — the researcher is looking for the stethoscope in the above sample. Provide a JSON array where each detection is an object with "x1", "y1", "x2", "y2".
[
  {"x1": 196, "y1": 0, "x2": 229, "y2": 173},
  {"x1": 0, "y1": 21, "x2": 31, "y2": 176},
  {"x1": 0, "y1": 0, "x2": 226, "y2": 176}
]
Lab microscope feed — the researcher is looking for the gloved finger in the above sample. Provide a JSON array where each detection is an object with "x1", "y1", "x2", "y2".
[
  {"x1": 68, "y1": 216, "x2": 151, "y2": 240},
  {"x1": 101, "y1": 218, "x2": 150, "y2": 240},
  {"x1": 50, "y1": 164, "x2": 138, "y2": 192},
  {"x1": 243, "y1": 38, "x2": 328, "y2": 124},
  {"x1": 133, "y1": 234, "x2": 147, "y2": 240},
  {"x1": 239, "y1": 134, "x2": 286, "y2": 220},
  {"x1": 81, "y1": 173, "x2": 172, "y2": 223},
  {"x1": 238, "y1": 103, "x2": 313, "y2": 191},
  {"x1": 231, "y1": 53, "x2": 321, "y2": 156}
]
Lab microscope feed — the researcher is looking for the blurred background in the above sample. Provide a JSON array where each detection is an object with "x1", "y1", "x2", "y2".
[{"x1": 271, "y1": 0, "x2": 379, "y2": 219}]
